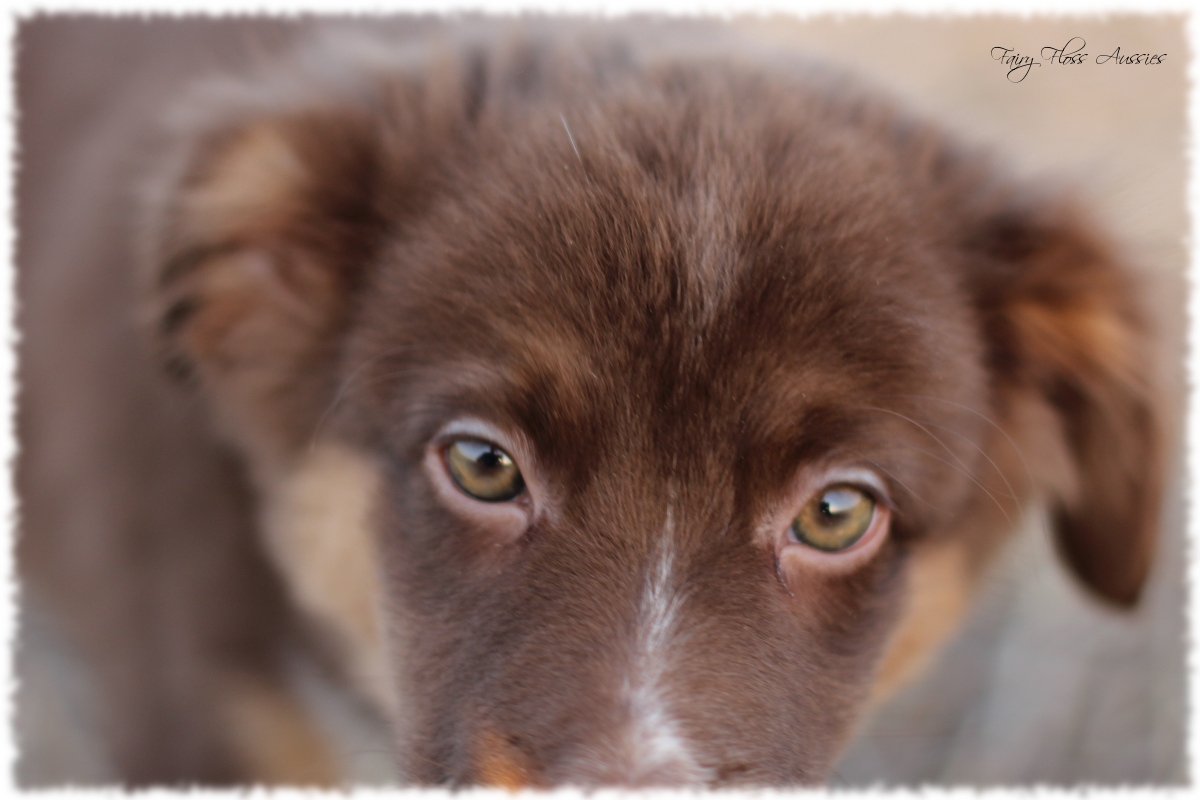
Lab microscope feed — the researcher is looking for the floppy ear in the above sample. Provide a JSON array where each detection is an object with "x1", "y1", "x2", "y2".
[
  {"x1": 139, "y1": 46, "x2": 473, "y2": 468},
  {"x1": 969, "y1": 198, "x2": 1162, "y2": 606}
]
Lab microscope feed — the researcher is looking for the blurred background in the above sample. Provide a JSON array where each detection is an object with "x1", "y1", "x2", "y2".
[{"x1": 15, "y1": 14, "x2": 1187, "y2": 786}]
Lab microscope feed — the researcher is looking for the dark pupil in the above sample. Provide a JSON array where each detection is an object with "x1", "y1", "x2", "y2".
[{"x1": 476, "y1": 449, "x2": 503, "y2": 471}]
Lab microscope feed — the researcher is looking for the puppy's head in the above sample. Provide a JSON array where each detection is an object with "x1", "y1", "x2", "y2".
[{"x1": 141, "y1": 31, "x2": 1161, "y2": 786}]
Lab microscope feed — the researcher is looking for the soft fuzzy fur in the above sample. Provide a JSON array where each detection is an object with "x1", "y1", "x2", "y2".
[{"x1": 19, "y1": 22, "x2": 1161, "y2": 787}]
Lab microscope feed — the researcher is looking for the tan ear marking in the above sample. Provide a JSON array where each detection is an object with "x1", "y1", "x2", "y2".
[
  {"x1": 1010, "y1": 296, "x2": 1140, "y2": 390},
  {"x1": 973, "y1": 204, "x2": 1161, "y2": 607},
  {"x1": 182, "y1": 123, "x2": 310, "y2": 243}
]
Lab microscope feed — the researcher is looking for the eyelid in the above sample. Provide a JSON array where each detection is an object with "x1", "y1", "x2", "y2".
[
  {"x1": 433, "y1": 419, "x2": 523, "y2": 451},
  {"x1": 765, "y1": 464, "x2": 894, "y2": 577},
  {"x1": 758, "y1": 463, "x2": 894, "y2": 558},
  {"x1": 812, "y1": 467, "x2": 893, "y2": 511},
  {"x1": 432, "y1": 419, "x2": 539, "y2": 473},
  {"x1": 425, "y1": 417, "x2": 551, "y2": 527},
  {"x1": 439, "y1": 436, "x2": 511, "y2": 462}
]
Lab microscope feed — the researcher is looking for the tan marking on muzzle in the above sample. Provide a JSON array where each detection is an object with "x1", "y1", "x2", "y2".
[
  {"x1": 262, "y1": 442, "x2": 393, "y2": 713},
  {"x1": 474, "y1": 728, "x2": 538, "y2": 790},
  {"x1": 870, "y1": 537, "x2": 974, "y2": 703}
]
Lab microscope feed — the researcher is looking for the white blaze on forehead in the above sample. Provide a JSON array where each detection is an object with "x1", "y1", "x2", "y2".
[{"x1": 620, "y1": 504, "x2": 711, "y2": 783}]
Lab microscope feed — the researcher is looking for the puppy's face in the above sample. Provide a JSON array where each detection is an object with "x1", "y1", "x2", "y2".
[
  {"x1": 143, "y1": 33, "x2": 1161, "y2": 787},
  {"x1": 351, "y1": 113, "x2": 993, "y2": 784}
]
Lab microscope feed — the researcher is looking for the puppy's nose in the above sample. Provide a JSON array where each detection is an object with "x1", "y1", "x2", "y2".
[
  {"x1": 473, "y1": 728, "x2": 710, "y2": 788},
  {"x1": 581, "y1": 756, "x2": 707, "y2": 787},
  {"x1": 557, "y1": 733, "x2": 711, "y2": 787}
]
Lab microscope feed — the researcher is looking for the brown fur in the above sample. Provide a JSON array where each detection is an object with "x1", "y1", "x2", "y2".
[{"x1": 19, "y1": 20, "x2": 1161, "y2": 787}]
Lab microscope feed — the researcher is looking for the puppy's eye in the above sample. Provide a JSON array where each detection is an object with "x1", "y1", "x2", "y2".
[
  {"x1": 790, "y1": 485, "x2": 876, "y2": 552},
  {"x1": 445, "y1": 440, "x2": 526, "y2": 502}
]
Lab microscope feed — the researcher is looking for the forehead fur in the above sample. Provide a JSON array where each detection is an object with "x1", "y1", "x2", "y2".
[{"x1": 349, "y1": 62, "x2": 985, "y2": 470}]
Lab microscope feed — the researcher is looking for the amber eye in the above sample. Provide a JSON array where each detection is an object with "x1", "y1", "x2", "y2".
[
  {"x1": 790, "y1": 485, "x2": 876, "y2": 552},
  {"x1": 445, "y1": 439, "x2": 526, "y2": 502}
]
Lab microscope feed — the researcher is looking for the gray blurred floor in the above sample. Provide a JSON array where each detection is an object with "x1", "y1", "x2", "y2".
[{"x1": 15, "y1": 14, "x2": 1188, "y2": 787}]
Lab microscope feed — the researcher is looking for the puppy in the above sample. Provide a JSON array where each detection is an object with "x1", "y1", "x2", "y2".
[{"x1": 18, "y1": 21, "x2": 1161, "y2": 787}]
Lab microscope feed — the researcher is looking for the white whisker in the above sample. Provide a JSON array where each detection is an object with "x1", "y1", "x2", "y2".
[
  {"x1": 560, "y1": 113, "x2": 583, "y2": 165},
  {"x1": 861, "y1": 405, "x2": 1013, "y2": 525}
]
